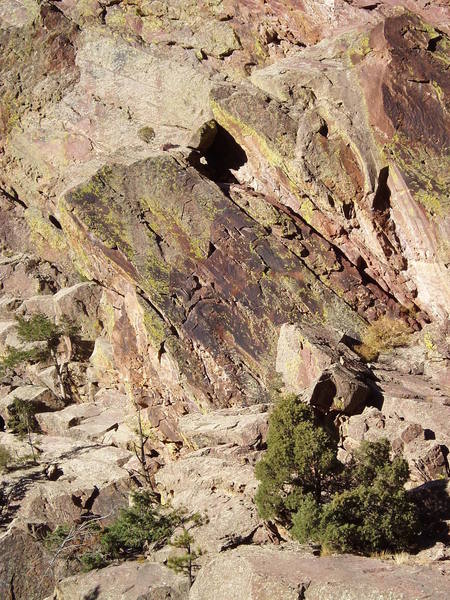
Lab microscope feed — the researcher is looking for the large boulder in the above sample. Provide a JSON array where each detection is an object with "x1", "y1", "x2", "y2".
[
  {"x1": 0, "y1": 527, "x2": 55, "y2": 600},
  {"x1": 178, "y1": 405, "x2": 269, "y2": 449},
  {"x1": 156, "y1": 445, "x2": 264, "y2": 553},
  {"x1": 0, "y1": 385, "x2": 62, "y2": 424},
  {"x1": 307, "y1": 364, "x2": 371, "y2": 415},
  {"x1": 20, "y1": 282, "x2": 103, "y2": 337},
  {"x1": 341, "y1": 406, "x2": 449, "y2": 484},
  {"x1": 190, "y1": 545, "x2": 450, "y2": 600},
  {"x1": 51, "y1": 560, "x2": 189, "y2": 600}
]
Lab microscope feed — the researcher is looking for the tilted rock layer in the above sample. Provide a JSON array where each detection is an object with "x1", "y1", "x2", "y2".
[
  {"x1": 1, "y1": 0, "x2": 448, "y2": 414},
  {"x1": 0, "y1": 1, "x2": 449, "y2": 599}
]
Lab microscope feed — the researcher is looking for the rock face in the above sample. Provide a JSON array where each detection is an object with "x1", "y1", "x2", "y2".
[
  {"x1": 156, "y1": 406, "x2": 266, "y2": 554},
  {"x1": 1, "y1": 1, "x2": 449, "y2": 415},
  {"x1": 341, "y1": 406, "x2": 449, "y2": 483},
  {"x1": 51, "y1": 561, "x2": 189, "y2": 600},
  {"x1": 0, "y1": 1, "x2": 449, "y2": 599},
  {"x1": 190, "y1": 545, "x2": 450, "y2": 600}
]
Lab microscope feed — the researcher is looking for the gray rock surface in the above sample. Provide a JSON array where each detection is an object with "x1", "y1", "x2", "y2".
[
  {"x1": 156, "y1": 444, "x2": 263, "y2": 553},
  {"x1": 51, "y1": 560, "x2": 189, "y2": 600},
  {"x1": 178, "y1": 404, "x2": 269, "y2": 449},
  {"x1": 190, "y1": 545, "x2": 450, "y2": 600},
  {"x1": 36, "y1": 390, "x2": 135, "y2": 447}
]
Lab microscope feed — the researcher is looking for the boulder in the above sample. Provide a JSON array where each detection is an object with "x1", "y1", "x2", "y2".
[
  {"x1": 0, "y1": 527, "x2": 55, "y2": 600},
  {"x1": 1, "y1": 436, "x2": 134, "y2": 531},
  {"x1": 156, "y1": 445, "x2": 263, "y2": 553},
  {"x1": 35, "y1": 390, "x2": 135, "y2": 447},
  {"x1": 178, "y1": 405, "x2": 268, "y2": 449},
  {"x1": 53, "y1": 282, "x2": 103, "y2": 336},
  {"x1": 307, "y1": 364, "x2": 371, "y2": 415},
  {"x1": 18, "y1": 283, "x2": 103, "y2": 338},
  {"x1": 52, "y1": 560, "x2": 189, "y2": 600},
  {"x1": 19, "y1": 294, "x2": 56, "y2": 318},
  {"x1": 0, "y1": 296, "x2": 21, "y2": 318},
  {"x1": 0, "y1": 385, "x2": 62, "y2": 424},
  {"x1": 0, "y1": 320, "x2": 16, "y2": 352},
  {"x1": 190, "y1": 545, "x2": 450, "y2": 600},
  {"x1": 341, "y1": 407, "x2": 448, "y2": 483},
  {"x1": 0, "y1": 255, "x2": 42, "y2": 299},
  {"x1": 382, "y1": 395, "x2": 450, "y2": 449}
]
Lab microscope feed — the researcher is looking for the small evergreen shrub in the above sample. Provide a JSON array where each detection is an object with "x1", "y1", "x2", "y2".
[
  {"x1": 167, "y1": 528, "x2": 203, "y2": 588},
  {"x1": 100, "y1": 490, "x2": 181, "y2": 558},
  {"x1": 255, "y1": 395, "x2": 420, "y2": 555},
  {"x1": 254, "y1": 394, "x2": 339, "y2": 522},
  {"x1": 44, "y1": 490, "x2": 183, "y2": 571},
  {"x1": 0, "y1": 444, "x2": 12, "y2": 472}
]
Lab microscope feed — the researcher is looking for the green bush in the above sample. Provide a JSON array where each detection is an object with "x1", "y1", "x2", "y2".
[
  {"x1": 254, "y1": 394, "x2": 339, "y2": 522},
  {"x1": 0, "y1": 347, "x2": 44, "y2": 376},
  {"x1": 44, "y1": 491, "x2": 183, "y2": 571},
  {"x1": 7, "y1": 397, "x2": 40, "y2": 435},
  {"x1": 80, "y1": 550, "x2": 109, "y2": 572},
  {"x1": 255, "y1": 396, "x2": 419, "y2": 555},
  {"x1": 101, "y1": 490, "x2": 181, "y2": 558},
  {"x1": 0, "y1": 444, "x2": 12, "y2": 472},
  {"x1": 292, "y1": 441, "x2": 418, "y2": 553},
  {"x1": 43, "y1": 524, "x2": 72, "y2": 551}
]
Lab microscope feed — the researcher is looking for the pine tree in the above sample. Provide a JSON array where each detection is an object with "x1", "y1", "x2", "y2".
[
  {"x1": 313, "y1": 440, "x2": 419, "y2": 553},
  {"x1": 167, "y1": 528, "x2": 203, "y2": 588},
  {"x1": 7, "y1": 397, "x2": 40, "y2": 464},
  {"x1": 255, "y1": 395, "x2": 420, "y2": 554},
  {"x1": 254, "y1": 394, "x2": 338, "y2": 522},
  {"x1": 0, "y1": 314, "x2": 80, "y2": 401}
]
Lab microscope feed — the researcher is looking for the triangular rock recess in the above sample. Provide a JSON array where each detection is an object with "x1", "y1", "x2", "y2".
[{"x1": 0, "y1": 1, "x2": 449, "y2": 599}]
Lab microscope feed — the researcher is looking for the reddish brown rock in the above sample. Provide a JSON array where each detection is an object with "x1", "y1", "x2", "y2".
[
  {"x1": 341, "y1": 407, "x2": 449, "y2": 483},
  {"x1": 0, "y1": 528, "x2": 55, "y2": 600}
]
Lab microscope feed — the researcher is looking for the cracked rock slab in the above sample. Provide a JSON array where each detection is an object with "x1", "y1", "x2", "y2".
[
  {"x1": 51, "y1": 560, "x2": 189, "y2": 600},
  {"x1": 178, "y1": 404, "x2": 269, "y2": 449},
  {"x1": 190, "y1": 545, "x2": 450, "y2": 600}
]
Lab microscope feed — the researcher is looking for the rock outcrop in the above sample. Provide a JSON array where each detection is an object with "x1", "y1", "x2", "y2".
[
  {"x1": 50, "y1": 561, "x2": 189, "y2": 600},
  {"x1": 0, "y1": 1, "x2": 449, "y2": 599},
  {"x1": 190, "y1": 545, "x2": 450, "y2": 600}
]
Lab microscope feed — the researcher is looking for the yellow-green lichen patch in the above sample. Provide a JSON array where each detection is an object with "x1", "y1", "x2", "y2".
[
  {"x1": 25, "y1": 207, "x2": 70, "y2": 254},
  {"x1": 423, "y1": 331, "x2": 436, "y2": 352},
  {"x1": 385, "y1": 133, "x2": 450, "y2": 220},
  {"x1": 415, "y1": 191, "x2": 442, "y2": 217},
  {"x1": 68, "y1": 171, "x2": 135, "y2": 258},
  {"x1": 298, "y1": 198, "x2": 316, "y2": 226},
  {"x1": 348, "y1": 33, "x2": 372, "y2": 66},
  {"x1": 142, "y1": 304, "x2": 170, "y2": 349}
]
